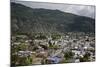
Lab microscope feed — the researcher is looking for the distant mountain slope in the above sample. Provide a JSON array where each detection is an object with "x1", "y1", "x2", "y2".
[{"x1": 11, "y1": 2, "x2": 95, "y2": 34}]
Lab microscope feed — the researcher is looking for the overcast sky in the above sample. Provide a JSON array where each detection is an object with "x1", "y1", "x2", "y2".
[{"x1": 11, "y1": 0, "x2": 95, "y2": 19}]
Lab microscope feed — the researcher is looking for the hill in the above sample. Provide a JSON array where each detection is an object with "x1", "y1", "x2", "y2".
[{"x1": 11, "y1": 2, "x2": 95, "y2": 34}]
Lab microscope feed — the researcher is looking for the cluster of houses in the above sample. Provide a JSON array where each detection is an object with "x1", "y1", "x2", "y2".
[{"x1": 11, "y1": 32, "x2": 95, "y2": 65}]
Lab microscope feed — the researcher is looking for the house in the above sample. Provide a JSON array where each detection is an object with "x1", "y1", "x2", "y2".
[
  {"x1": 36, "y1": 51, "x2": 48, "y2": 58},
  {"x1": 17, "y1": 50, "x2": 33, "y2": 57},
  {"x1": 46, "y1": 56, "x2": 62, "y2": 64},
  {"x1": 13, "y1": 42, "x2": 21, "y2": 46}
]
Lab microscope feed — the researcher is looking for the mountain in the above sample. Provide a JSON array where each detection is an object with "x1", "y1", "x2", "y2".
[{"x1": 11, "y1": 2, "x2": 95, "y2": 34}]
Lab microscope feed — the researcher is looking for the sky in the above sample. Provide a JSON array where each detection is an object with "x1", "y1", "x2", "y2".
[{"x1": 11, "y1": 0, "x2": 95, "y2": 19}]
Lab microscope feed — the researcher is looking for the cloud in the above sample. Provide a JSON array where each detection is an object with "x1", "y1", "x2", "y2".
[{"x1": 11, "y1": 0, "x2": 95, "y2": 19}]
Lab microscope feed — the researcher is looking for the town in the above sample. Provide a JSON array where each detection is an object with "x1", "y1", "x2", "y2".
[{"x1": 11, "y1": 32, "x2": 95, "y2": 66}]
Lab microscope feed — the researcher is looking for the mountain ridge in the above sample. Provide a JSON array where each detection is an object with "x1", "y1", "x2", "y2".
[{"x1": 11, "y1": 2, "x2": 95, "y2": 34}]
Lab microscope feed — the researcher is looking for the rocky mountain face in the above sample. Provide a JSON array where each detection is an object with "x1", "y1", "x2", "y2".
[{"x1": 11, "y1": 3, "x2": 95, "y2": 34}]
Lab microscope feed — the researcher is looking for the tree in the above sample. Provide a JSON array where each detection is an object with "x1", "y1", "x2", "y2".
[
  {"x1": 79, "y1": 52, "x2": 91, "y2": 62},
  {"x1": 64, "y1": 51, "x2": 74, "y2": 60}
]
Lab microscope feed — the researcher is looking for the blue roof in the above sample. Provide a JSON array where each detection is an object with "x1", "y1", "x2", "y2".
[{"x1": 47, "y1": 56, "x2": 61, "y2": 63}]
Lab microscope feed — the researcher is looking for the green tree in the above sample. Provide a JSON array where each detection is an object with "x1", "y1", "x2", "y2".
[
  {"x1": 64, "y1": 51, "x2": 74, "y2": 60},
  {"x1": 79, "y1": 52, "x2": 91, "y2": 62}
]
